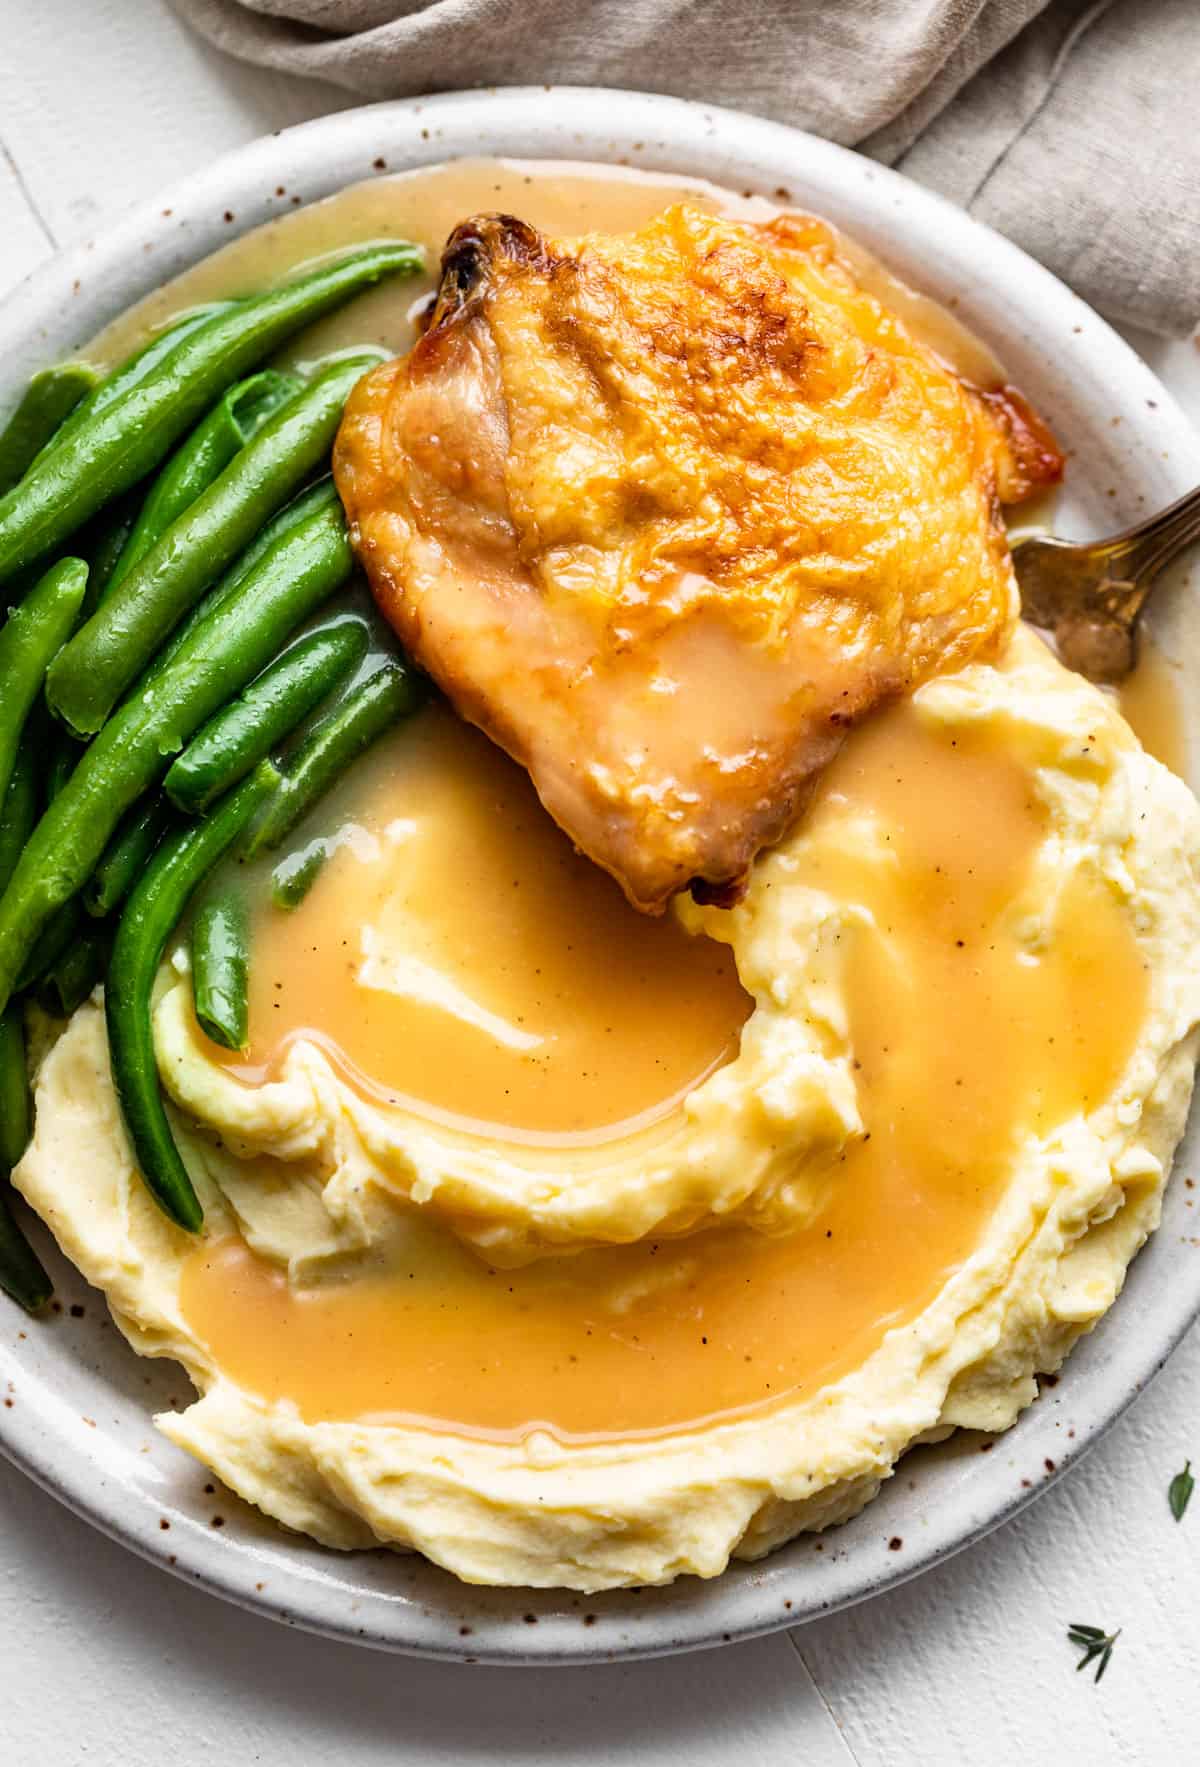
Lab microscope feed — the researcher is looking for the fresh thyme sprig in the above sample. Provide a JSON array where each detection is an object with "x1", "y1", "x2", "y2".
[
  {"x1": 1068, "y1": 1624, "x2": 1120, "y2": 1683},
  {"x1": 1169, "y1": 1459, "x2": 1194, "y2": 1522}
]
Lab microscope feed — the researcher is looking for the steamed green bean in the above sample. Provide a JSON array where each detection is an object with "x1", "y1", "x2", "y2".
[
  {"x1": 191, "y1": 890, "x2": 250, "y2": 1051},
  {"x1": 107, "y1": 765, "x2": 280, "y2": 1231},
  {"x1": 271, "y1": 841, "x2": 328, "y2": 911},
  {"x1": 0, "y1": 740, "x2": 38, "y2": 892},
  {"x1": 0, "y1": 364, "x2": 98, "y2": 495},
  {"x1": 47, "y1": 353, "x2": 380, "y2": 736},
  {"x1": 131, "y1": 479, "x2": 340, "y2": 705},
  {"x1": 104, "y1": 368, "x2": 301, "y2": 593},
  {"x1": 0, "y1": 497, "x2": 354, "y2": 1013},
  {"x1": 36, "y1": 927, "x2": 111, "y2": 1019},
  {"x1": 249, "y1": 660, "x2": 427, "y2": 855},
  {"x1": 165, "y1": 618, "x2": 368, "y2": 813},
  {"x1": 0, "y1": 557, "x2": 87, "y2": 811},
  {"x1": 83, "y1": 800, "x2": 173, "y2": 919},
  {"x1": 0, "y1": 243, "x2": 421, "y2": 586},
  {"x1": 0, "y1": 1003, "x2": 48, "y2": 1312},
  {"x1": 42, "y1": 304, "x2": 235, "y2": 462}
]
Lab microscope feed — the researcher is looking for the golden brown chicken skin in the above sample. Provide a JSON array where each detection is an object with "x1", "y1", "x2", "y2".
[{"x1": 334, "y1": 204, "x2": 1061, "y2": 913}]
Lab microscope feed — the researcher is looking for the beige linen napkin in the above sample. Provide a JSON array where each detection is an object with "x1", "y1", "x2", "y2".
[{"x1": 170, "y1": 0, "x2": 1200, "y2": 336}]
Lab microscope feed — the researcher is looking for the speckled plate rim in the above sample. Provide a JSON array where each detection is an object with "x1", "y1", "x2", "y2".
[{"x1": 1, "y1": 86, "x2": 1199, "y2": 1666}]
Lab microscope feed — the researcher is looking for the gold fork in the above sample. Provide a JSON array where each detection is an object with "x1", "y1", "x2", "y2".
[{"x1": 1013, "y1": 486, "x2": 1200, "y2": 682}]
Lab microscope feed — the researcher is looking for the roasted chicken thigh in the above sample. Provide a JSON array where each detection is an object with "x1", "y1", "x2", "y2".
[{"x1": 334, "y1": 204, "x2": 1061, "y2": 912}]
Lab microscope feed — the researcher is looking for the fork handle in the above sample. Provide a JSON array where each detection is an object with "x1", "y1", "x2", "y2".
[{"x1": 1107, "y1": 484, "x2": 1200, "y2": 584}]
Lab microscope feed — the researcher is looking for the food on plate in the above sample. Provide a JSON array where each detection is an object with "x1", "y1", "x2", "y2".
[
  {"x1": 243, "y1": 655, "x2": 427, "y2": 856},
  {"x1": 190, "y1": 886, "x2": 250, "y2": 1053},
  {"x1": 100, "y1": 368, "x2": 301, "y2": 597},
  {"x1": 0, "y1": 362, "x2": 98, "y2": 496},
  {"x1": 0, "y1": 729, "x2": 45, "y2": 1310},
  {"x1": 47, "y1": 351, "x2": 380, "y2": 737},
  {"x1": 105, "y1": 764, "x2": 286, "y2": 1231},
  {"x1": 1, "y1": 160, "x2": 1198, "y2": 1595},
  {"x1": 85, "y1": 800, "x2": 172, "y2": 919},
  {"x1": 335, "y1": 204, "x2": 1061, "y2": 911},
  {"x1": 0, "y1": 485, "x2": 357, "y2": 1015},
  {"x1": 163, "y1": 619, "x2": 368, "y2": 814},
  {"x1": 0, "y1": 559, "x2": 88, "y2": 809},
  {"x1": 0, "y1": 245, "x2": 419, "y2": 587}
]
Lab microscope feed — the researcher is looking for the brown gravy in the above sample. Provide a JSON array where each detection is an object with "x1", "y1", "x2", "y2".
[
  {"x1": 211, "y1": 702, "x2": 751, "y2": 1144},
  {"x1": 181, "y1": 684, "x2": 1147, "y2": 1440}
]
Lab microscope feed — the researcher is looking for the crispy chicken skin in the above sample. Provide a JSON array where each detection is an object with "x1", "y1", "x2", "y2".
[{"x1": 334, "y1": 205, "x2": 1061, "y2": 912}]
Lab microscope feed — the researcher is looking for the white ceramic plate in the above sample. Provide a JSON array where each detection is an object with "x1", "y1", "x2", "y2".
[{"x1": 1, "y1": 87, "x2": 1198, "y2": 1666}]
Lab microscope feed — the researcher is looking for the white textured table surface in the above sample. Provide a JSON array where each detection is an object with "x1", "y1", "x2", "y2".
[{"x1": 3, "y1": 5, "x2": 1200, "y2": 1762}]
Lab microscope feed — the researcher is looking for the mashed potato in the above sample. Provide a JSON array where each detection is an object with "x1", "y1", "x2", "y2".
[{"x1": 15, "y1": 629, "x2": 1200, "y2": 1591}]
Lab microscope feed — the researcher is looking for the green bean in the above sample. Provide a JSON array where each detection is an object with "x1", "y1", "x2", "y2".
[
  {"x1": 0, "y1": 1004, "x2": 48, "y2": 1311},
  {"x1": 130, "y1": 480, "x2": 339, "y2": 702},
  {"x1": 165, "y1": 618, "x2": 368, "y2": 813},
  {"x1": 0, "y1": 364, "x2": 99, "y2": 494},
  {"x1": 83, "y1": 800, "x2": 172, "y2": 919},
  {"x1": 0, "y1": 740, "x2": 38, "y2": 893},
  {"x1": 108, "y1": 481, "x2": 339, "y2": 731},
  {"x1": 0, "y1": 496, "x2": 354, "y2": 1014},
  {"x1": 38, "y1": 696, "x2": 82, "y2": 807},
  {"x1": 271, "y1": 841, "x2": 328, "y2": 911},
  {"x1": 0, "y1": 747, "x2": 48, "y2": 1308},
  {"x1": 45, "y1": 737, "x2": 76, "y2": 803},
  {"x1": 0, "y1": 841, "x2": 66, "y2": 1300},
  {"x1": 36, "y1": 926, "x2": 110, "y2": 1019},
  {"x1": 104, "y1": 368, "x2": 301, "y2": 593},
  {"x1": 78, "y1": 493, "x2": 141, "y2": 616},
  {"x1": 191, "y1": 890, "x2": 249, "y2": 1051},
  {"x1": 21, "y1": 313, "x2": 238, "y2": 554},
  {"x1": 15, "y1": 901, "x2": 82, "y2": 994},
  {"x1": 64, "y1": 327, "x2": 240, "y2": 615},
  {"x1": 47, "y1": 353, "x2": 379, "y2": 736},
  {"x1": 0, "y1": 1191, "x2": 50, "y2": 1312},
  {"x1": 0, "y1": 741, "x2": 46, "y2": 1309},
  {"x1": 0, "y1": 1004, "x2": 29, "y2": 1172},
  {"x1": 107, "y1": 764, "x2": 280, "y2": 1230},
  {"x1": 0, "y1": 245, "x2": 420, "y2": 587},
  {"x1": 0, "y1": 1201, "x2": 49, "y2": 1310},
  {"x1": 43, "y1": 305, "x2": 235, "y2": 464},
  {"x1": 0, "y1": 558, "x2": 87, "y2": 810},
  {"x1": 249, "y1": 661, "x2": 427, "y2": 855}
]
